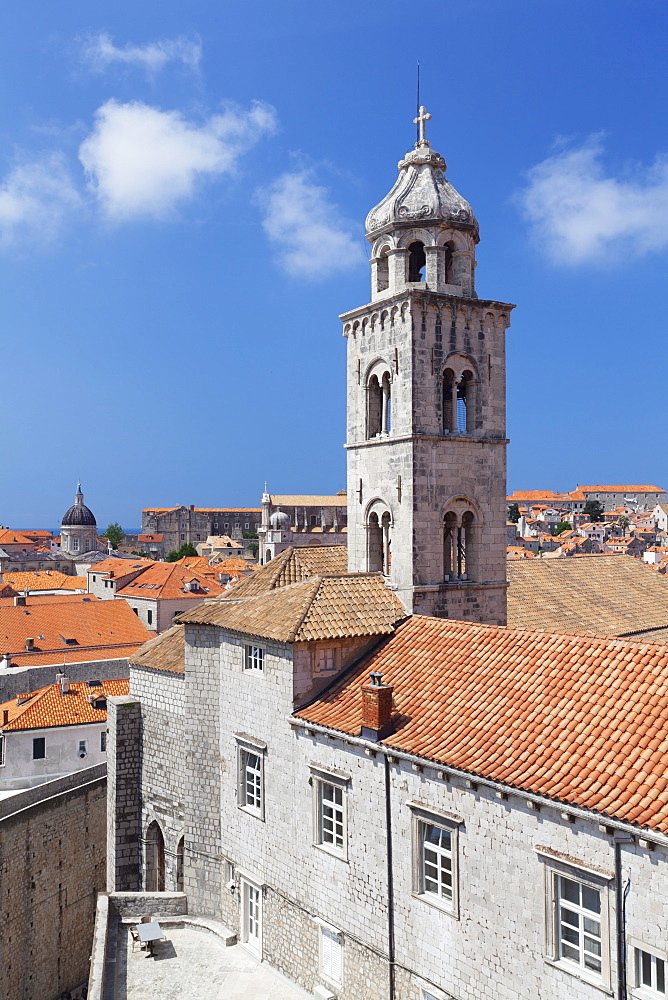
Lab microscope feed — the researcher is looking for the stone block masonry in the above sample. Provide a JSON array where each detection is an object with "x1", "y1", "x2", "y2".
[
  {"x1": 106, "y1": 695, "x2": 142, "y2": 891},
  {"x1": 0, "y1": 765, "x2": 106, "y2": 1000}
]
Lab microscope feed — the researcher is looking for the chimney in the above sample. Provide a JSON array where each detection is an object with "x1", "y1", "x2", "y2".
[
  {"x1": 0, "y1": 654, "x2": 10, "y2": 670},
  {"x1": 2, "y1": 709, "x2": 8, "y2": 725},
  {"x1": 14, "y1": 594, "x2": 26, "y2": 606},
  {"x1": 190, "y1": 504, "x2": 195, "y2": 511},
  {"x1": 25, "y1": 637, "x2": 35, "y2": 652},
  {"x1": 360, "y1": 671, "x2": 394, "y2": 742},
  {"x1": 60, "y1": 674, "x2": 69, "y2": 695}
]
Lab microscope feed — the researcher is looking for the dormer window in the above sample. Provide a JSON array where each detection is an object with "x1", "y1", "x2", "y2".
[{"x1": 408, "y1": 241, "x2": 426, "y2": 282}]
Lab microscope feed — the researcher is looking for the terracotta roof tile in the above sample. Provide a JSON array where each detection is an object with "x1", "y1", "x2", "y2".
[
  {"x1": 267, "y1": 494, "x2": 346, "y2": 507},
  {"x1": 296, "y1": 617, "x2": 668, "y2": 834},
  {"x1": 224, "y1": 545, "x2": 347, "y2": 599},
  {"x1": 115, "y1": 562, "x2": 224, "y2": 600},
  {"x1": 0, "y1": 599, "x2": 152, "y2": 659},
  {"x1": 581, "y1": 485, "x2": 665, "y2": 493},
  {"x1": 0, "y1": 571, "x2": 87, "y2": 592},
  {"x1": 508, "y1": 554, "x2": 668, "y2": 638},
  {"x1": 176, "y1": 573, "x2": 406, "y2": 643},
  {"x1": 0, "y1": 678, "x2": 128, "y2": 731},
  {"x1": 131, "y1": 625, "x2": 184, "y2": 674}
]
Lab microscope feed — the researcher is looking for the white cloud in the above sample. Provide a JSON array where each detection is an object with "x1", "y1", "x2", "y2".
[
  {"x1": 0, "y1": 154, "x2": 80, "y2": 247},
  {"x1": 81, "y1": 33, "x2": 201, "y2": 76},
  {"x1": 79, "y1": 100, "x2": 277, "y2": 220},
  {"x1": 260, "y1": 170, "x2": 365, "y2": 279},
  {"x1": 519, "y1": 136, "x2": 668, "y2": 265}
]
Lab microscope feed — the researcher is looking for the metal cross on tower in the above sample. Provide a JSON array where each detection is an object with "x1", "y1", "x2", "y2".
[{"x1": 413, "y1": 105, "x2": 432, "y2": 145}]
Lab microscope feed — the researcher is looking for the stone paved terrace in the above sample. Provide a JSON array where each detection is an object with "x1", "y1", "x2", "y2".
[{"x1": 115, "y1": 925, "x2": 312, "y2": 1000}]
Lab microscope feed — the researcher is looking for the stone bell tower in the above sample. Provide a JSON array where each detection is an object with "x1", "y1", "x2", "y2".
[{"x1": 343, "y1": 108, "x2": 514, "y2": 624}]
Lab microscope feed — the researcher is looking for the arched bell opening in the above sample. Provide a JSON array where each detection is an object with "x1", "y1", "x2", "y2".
[
  {"x1": 408, "y1": 241, "x2": 426, "y2": 282},
  {"x1": 457, "y1": 370, "x2": 475, "y2": 434},
  {"x1": 376, "y1": 245, "x2": 390, "y2": 292}
]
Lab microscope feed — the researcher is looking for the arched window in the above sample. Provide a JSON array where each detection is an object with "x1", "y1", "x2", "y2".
[
  {"x1": 367, "y1": 375, "x2": 382, "y2": 438},
  {"x1": 367, "y1": 508, "x2": 391, "y2": 576},
  {"x1": 176, "y1": 836, "x2": 184, "y2": 892},
  {"x1": 408, "y1": 241, "x2": 426, "y2": 282},
  {"x1": 145, "y1": 820, "x2": 165, "y2": 892},
  {"x1": 443, "y1": 243, "x2": 454, "y2": 285},
  {"x1": 457, "y1": 371, "x2": 474, "y2": 433},
  {"x1": 376, "y1": 245, "x2": 390, "y2": 292},
  {"x1": 443, "y1": 508, "x2": 477, "y2": 581},
  {"x1": 443, "y1": 368, "x2": 456, "y2": 432},
  {"x1": 368, "y1": 512, "x2": 383, "y2": 572},
  {"x1": 367, "y1": 370, "x2": 392, "y2": 438}
]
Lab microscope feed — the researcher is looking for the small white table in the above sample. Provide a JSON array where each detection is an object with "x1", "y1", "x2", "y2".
[{"x1": 136, "y1": 921, "x2": 164, "y2": 954}]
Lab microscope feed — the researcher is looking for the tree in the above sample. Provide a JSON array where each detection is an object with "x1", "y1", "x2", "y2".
[
  {"x1": 583, "y1": 500, "x2": 605, "y2": 522},
  {"x1": 618, "y1": 515, "x2": 629, "y2": 536},
  {"x1": 103, "y1": 522, "x2": 124, "y2": 549},
  {"x1": 553, "y1": 521, "x2": 572, "y2": 536},
  {"x1": 166, "y1": 542, "x2": 198, "y2": 562},
  {"x1": 507, "y1": 504, "x2": 521, "y2": 523}
]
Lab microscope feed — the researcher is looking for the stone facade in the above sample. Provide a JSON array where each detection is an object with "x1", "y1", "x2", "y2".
[
  {"x1": 107, "y1": 618, "x2": 668, "y2": 1000},
  {"x1": 344, "y1": 133, "x2": 513, "y2": 625},
  {"x1": 141, "y1": 506, "x2": 262, "y2": 555},
  {"x1": 0, "y1": 765, "x2": 106, "y2": 1000}
]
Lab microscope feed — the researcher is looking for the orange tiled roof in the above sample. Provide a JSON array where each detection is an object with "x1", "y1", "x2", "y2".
[
  {"x1": 0, "y1": 678, "x2": 129, "y2": 732},
  {"x1": 137, "y1": 534, "x2": 163, "y2": 543},
  {"x1": 508, "y1": 554, "x2": 668, "y2": 637},
  {"x1": 214, "y1": 557, "x2": 252, "y2": 574},
  {"x1": 225, "y1": 545, "x2": 348, "y2": 599},
  {"x1": 0, "y1": 571, "x2": 87, "y2": 592},
  {"x1": 177, "y1": 573, "x2": 406, "y2": 642},
  {"x1": 296, "y1": 616, "x2": 668, "y2": 834},
  {"x1": 115, "y1": 561, "x2": 224, "y2": 600},
  {"x1": 0, "y1": 598, "x2": 152, "y2": 657},
  {"x1": 581, "y1": 484, "x2": 665, "y2": 493},
  {"x1": 89, "y1": 557, "x2": 154, "y2": 579},
  {"x1": 0, "y1": 529, "x2": 40, "y2": 546},
  {"x1": 131, "y1": 625, "x2": 184, "y2": 674},
  {"x1": 0, "y1": 594, "x2": 97, "y2": 608},
  {"x1": 6, "y1": 643, "x2": 145, "y2": 668},
  {"x1": 267, "y1": 494, "x2": 347, "y2": 507},
  {"x1": 142, "y1": 506, "x2": 261, "y2": 514}
]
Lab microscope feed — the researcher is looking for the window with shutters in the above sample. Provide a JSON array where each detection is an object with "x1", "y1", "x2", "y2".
[
  {"x1": 238, "y1": 747, "x2": 263, "y2": 818},
  {"x1": 319, "y1": 925, "x2": 343, "y2": 986}
]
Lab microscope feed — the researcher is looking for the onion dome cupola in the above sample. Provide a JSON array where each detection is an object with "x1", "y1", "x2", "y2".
[
  {"x1": 60, "y1": 483, "x2": 97, "y2": 557},
  {"x1": 269, "y1": 509, "x2": 291, "y2": 530},
  {"x1": 365, "y1": 107, "x2": 478, "y2": 301},
  {"x1": 62, "y1": 483, "x2": 97, "y2": 527}
]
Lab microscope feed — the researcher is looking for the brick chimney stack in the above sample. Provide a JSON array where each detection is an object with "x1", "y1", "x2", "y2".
[{"x1": 360, "y1": 671, "x2": 394, "y2": 742}]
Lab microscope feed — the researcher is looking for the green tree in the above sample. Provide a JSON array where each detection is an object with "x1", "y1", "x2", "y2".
[
  {"x1": 618, "y1": 515, "x2": 629, "y2": 536},
  {"x1": 583, "y1": 500, "x2": 605, "y2": 522},
  {"x1": 166, "y1": 542, "x2": 198, "y2": 562},
  {"x1": 507, "y1": 503, "x2": 521, "y2": 523},
  {"x1": 553, "y1": 521, "x2": 572, "y2": 536},
  {"x1": 103, "y1": 522, "x2": 124, "y2": 549}
]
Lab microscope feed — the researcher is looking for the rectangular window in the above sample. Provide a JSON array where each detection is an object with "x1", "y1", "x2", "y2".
[
  {"x1": 557, "y1": 875, "x2": 602, "y2": 976},
  {"x1": 238, "y1": 747, "x2": 263, "y2": 817},
  {"x1": 100, "y1": 731, "x2": 107, "y2": 752},
  {"x1": 78, "y1": 739, "x2": 87, "y2": 754},
  {"x1": 317, "y1": 780, "x2": 345, "y2": 854},
  {"x1": 147, "y1": 610, "x2": 153, "y2": 626},
  {"x1": 420, "y1": 822, "x2": 453, "y2": 902},
  {"x1": 636, "y1": 948, "x2": 666, "y2": 996},
  {"x1": 320, "y1": 926, "x2": 343, "y2": 985},
  {"x1": 244, "y1": 645, "x2": 264, "y2": 671},
  {"x1": 33, "y1": 737, "x2": 45, "y2": 759},
  {"x1": 180, "y1": 533, "x2": 185, "y2": 541}
]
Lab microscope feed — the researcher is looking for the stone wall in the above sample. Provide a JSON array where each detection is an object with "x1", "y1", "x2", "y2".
[
  {"x1": 0, "y1": 765, "x2": 106, "y2": 1000},
  {"x1": 129, "y1": 664, "x2": 187, "y2": 892},
  {"x1": 345, "y1": 291, "x2": 511, "y2": 625},
  {"x1": 106, "y1": 695, "x2": 142, "y2": 891}
]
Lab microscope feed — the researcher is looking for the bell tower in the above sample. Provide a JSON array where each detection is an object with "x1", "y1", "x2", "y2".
[{"x1": 343, "y1": 110, "x2": 514, "y2": 624}]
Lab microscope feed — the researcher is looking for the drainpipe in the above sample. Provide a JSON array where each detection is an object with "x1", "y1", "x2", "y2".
[
  {"x1": 383, "y1": 754, "x2": 396, "y2": 1000},
  {"x1": 614, "y1": 834, "x2": 633, "y2": 1000}
]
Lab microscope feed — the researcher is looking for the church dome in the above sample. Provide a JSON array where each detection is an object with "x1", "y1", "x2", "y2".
[
  {"x1": 365, "y1": 122, "x2": 478, "y2": 241},
  {"x1": 270, "y1": 510, "x2": 290, "y2": 529},
  {"x1": 62, "y1": 484, "x2": 97, "y2": 528}
]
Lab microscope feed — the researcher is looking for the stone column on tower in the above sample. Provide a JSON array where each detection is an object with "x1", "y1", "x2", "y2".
[{"x1": 342, "y1": 111, "x2": 514, "y2": 625}]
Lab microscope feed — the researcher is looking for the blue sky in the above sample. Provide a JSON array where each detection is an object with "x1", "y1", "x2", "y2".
[{"x1": 2, "y1": 0, "x2": 667, "y2": 529}]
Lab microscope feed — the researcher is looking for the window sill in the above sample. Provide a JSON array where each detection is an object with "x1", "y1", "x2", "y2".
[
  {"x1": 544, "y1": 958, "x2": 612, "y2": 995},
  {"x1": 632, "y1": 989, "x2": 666, "y2": 1000},
  {"x1": 313, "y1": 842, "x2": 349, "y2": 864},
  {"x1": 411, "y1": 891, "x2": 458, "y2": 919},
  {"x1": 238, "y1": 805, "x2": 264, "y2": 821}
]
